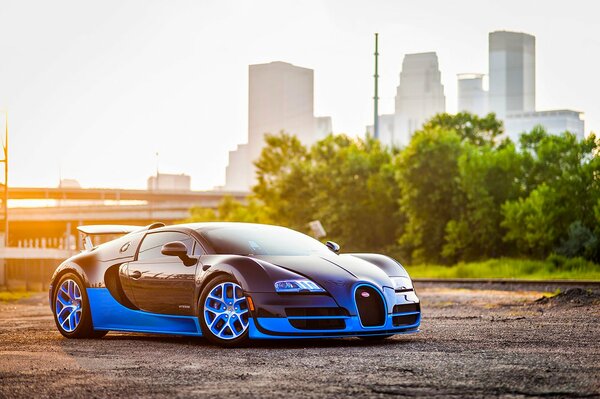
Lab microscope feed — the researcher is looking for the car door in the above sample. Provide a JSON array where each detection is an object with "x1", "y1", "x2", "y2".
[{"x1": 125, "y1": 231, "x2": 200, "y2": 315}]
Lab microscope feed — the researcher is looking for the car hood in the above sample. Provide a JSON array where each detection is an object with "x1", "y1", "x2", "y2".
[{"x1": 252, "y1": 253, "x2": 399, "y2": 307}]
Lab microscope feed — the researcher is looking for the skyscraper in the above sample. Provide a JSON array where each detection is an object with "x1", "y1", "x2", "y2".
[
  {"x1": 394, "y1": 52, "x2": 446, "y2": 145},
  {"x1": 485, "y1": 31, "x2": 584, "y2": 140},
  {"x1": 488, "y1": 31, "x2": 536, "y2": 119},
  {"x1": 225, "y1": 61, "x2": 331, "y2": 191},
  {"x1": 368, "y1": 52, "x2": 446, "y2": 147},
  {"x1": 457, "y1": 73, "x2": 487, "y2": 116}
]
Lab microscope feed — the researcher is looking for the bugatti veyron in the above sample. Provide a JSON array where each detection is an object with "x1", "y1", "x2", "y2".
[{"x1": 49, "y1": 222, "x2": 421, "y2": 347}]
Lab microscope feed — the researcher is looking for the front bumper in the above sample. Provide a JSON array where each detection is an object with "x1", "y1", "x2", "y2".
[
  {"x1": 249, "y1": 314, "x2": 420, "y2": 339},
  {"x1": 246, "y1": 285, "x2": 421, "y2": 339}
]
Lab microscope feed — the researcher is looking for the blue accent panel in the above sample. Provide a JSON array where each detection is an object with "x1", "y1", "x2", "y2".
[
  {"x1": 87, "y1": 288, "x2": 202, "y2": 336},
  {"x1": 391, "y1": 311, "x2": 420, "y2": 317},
  {"x1": 286, "y1": 316, "x2": 350, "y2": 320},
  {"x1": 248, "y1": 313, "x2": 421, "y2": 339}
]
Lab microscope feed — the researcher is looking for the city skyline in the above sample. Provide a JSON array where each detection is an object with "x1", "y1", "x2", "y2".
[
  {"x1": 225, "y1": 61, "x2": 331, "y2": 191},
  {"x1": 368, "y1": 51, "x2": 446, "y2": 147},
  {"x1": 1, "y1": 0, "x2": 599, "y2": 190}
]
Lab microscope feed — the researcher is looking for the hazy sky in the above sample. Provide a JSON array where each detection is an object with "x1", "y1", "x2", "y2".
[{"x1": 1, "y1": 0, "x2": 598, "y2": 190}]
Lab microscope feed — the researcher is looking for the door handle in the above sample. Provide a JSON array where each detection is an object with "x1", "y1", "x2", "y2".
[{"x1": 130, "y1": 270, "x2": 142, "y2": 279}]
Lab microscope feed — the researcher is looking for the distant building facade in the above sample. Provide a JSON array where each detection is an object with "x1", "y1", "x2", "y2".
[
  {"x1": 457, "y1": 73, "x2": 487, "y2": 116},
  {"x1": 454, "y1": 30, "x2": 585, "y2": 141},
  {"x1": 225, "y1": 61, "x2": 331, "y2": 191},
  {"x1": 394, "y1": 52, "x2": 446, "y2": 144},
  {"x1": 368, "y1": 52, "x2": 446, "y2": 147},
  {"x1": 147, "y1": 173, "x2": 191, "y2": 191},
  {"x1": 504, "y1": 110, "x2": 585, "y2": 142},
  {"x1": 488, "y1": 31, "x2": 536, "y2": 120},
  {"x1": 315, "y1": 116, "x2": 333, "y2": 140},
  {"x1": 58, "y1": 179, "x2": 81, "y2": 189}
]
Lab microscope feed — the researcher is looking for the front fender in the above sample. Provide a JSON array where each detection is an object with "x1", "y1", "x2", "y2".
[
  {"x1": 347, "y1": 253, "x2": 410, "y2": 278},
  {"x1": 196, "y1": 255, "x2": 310, "y2": 294}
]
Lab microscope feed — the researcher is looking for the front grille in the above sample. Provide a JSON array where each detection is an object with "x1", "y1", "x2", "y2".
[
  {"x1": 392, "y1": 313, "x2": 419, "y2": 327},
  {"x1": 392, "y1": 303, "x2": 420, "y2": 314},
  {"x1": 355, "y1": 285, "x2": 385, "y2": 327},
  {"x1": 289, "y1": 319, "x2": 345, "y2": 330},
  {"x1": 285, "y1": 307, "x2": 349, "y2": 317}
]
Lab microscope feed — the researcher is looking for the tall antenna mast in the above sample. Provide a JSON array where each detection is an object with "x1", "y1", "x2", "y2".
[{"x1": 373, "y1": 33, "x2": 380, "y2": 140}]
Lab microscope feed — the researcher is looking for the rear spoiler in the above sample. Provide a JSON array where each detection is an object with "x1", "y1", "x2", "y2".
[
  {"x1": 77, "y1": 225, "x2": 143, "y2": 236},
  {"x1": 77, "y1": 223, "x2": 165, "y2": 251}
]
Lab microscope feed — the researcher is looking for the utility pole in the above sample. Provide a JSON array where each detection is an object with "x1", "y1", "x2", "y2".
[
  {"x1": 373, "y1": 33, "x2": 380, "y2": 140},
  {"x1": 0, "y1": 112, "x2": 7, "y2": 247}
]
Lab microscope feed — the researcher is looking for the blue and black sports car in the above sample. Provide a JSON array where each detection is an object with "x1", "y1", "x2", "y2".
[{"x1": 50, "y1": 222, "x2": 421, "y2": 347}]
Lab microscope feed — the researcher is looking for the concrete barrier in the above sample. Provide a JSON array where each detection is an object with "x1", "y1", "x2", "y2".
[{"x1": 0, "y1": 248, "x2": 75, "y2": 290}]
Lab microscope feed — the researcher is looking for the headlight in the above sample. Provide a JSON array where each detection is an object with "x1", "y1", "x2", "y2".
[
  {"x1": 274, "y1": 279, "x2": 325, "y2": 293},
  {"x1": 391, "y1": 277, "x2": 413, "y2": 291}
]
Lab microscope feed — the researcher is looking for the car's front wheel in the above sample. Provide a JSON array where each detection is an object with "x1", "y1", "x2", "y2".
[
  {"x1": 199, "y1": 275, "x2": 250, "y2": 347},
  {"x1": 52, "y1": 273, "x2": 107, "y2": 339}
]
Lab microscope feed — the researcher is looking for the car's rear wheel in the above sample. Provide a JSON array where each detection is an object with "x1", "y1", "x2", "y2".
[
  {"x1": 199, "y1": 276, "x2": 250, "y2": 347},
  {"x1": 52, "y1": 273, "x2": 107, "y2": 339}
]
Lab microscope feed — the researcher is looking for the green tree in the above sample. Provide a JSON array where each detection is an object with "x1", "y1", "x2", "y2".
[
  {"x1": 395, "y1": 127, "x2": 463, "y2": 263},
  {"x1": 422, "y1": 112, "x2": 504, "y2": 146},
  {"x1": 252, "y1": 133, "x2": 400, "y2": 252},
  {"x1": 501, "y1": 128, "x2": 600, "y2": 257},
  {"x1": 253, "y1": 132, "x2": 313, "y2": 231},
  {"x1": 186, "y1": 195, "x2": 270, "y2": 224},
  {"x1": 501, "y1": 184, "x2": 559, "y2": 257},
  {"x1": 308, "y1": 134, "x2": 400, "y2": 252},
  {"x1": 443, "y1": 141, "x2": 523, "y2": 261}
]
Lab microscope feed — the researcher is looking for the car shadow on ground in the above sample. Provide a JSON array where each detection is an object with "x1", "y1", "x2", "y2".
[{"x1": 82, "y1": 333, "x2": 416, "y2": 349}]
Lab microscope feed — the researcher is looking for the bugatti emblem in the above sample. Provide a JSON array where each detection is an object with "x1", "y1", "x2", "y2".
[{"x1": 361, "y1": 291, "x2": 370, "y2": 298}]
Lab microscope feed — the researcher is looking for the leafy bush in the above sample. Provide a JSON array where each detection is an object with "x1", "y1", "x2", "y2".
[
  {"x1": 556, "y1": 221, "x2": 600, "y2": 262},
  {"x1": 546, "y1": 253, "x2": 568, "y2": 269}
]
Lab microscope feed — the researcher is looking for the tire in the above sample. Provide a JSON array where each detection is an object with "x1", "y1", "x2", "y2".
[
  {"x1": 199, "y1": 275, "x2": 250, "y2": 347},
  {"x1": 52, "y1": 272, "x2": 107, "y2": 339}
]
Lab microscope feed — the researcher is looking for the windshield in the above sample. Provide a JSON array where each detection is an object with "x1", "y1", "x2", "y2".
[{"x1": 199, "y1": 224, "x2": 331, "y2": 256}]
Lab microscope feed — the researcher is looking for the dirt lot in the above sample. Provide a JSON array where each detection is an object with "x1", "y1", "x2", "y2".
[{"x1": 1, "y1": 285, "x2": 599, "y2": 398}]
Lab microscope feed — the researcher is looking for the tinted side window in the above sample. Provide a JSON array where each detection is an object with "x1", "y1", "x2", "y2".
[
  {"x1": 192, "y1": 241, "x2": 205, "y2": 256},
  {"x1": 137, "y1": 232, "x2": 194, "y2": 261}
]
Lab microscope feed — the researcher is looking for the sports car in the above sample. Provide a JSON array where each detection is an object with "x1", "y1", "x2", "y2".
[{"x1": 49, "y1": 222, "x2": 421, "y2": 347}]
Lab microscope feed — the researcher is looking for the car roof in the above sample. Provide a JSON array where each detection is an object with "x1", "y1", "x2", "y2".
[{"x1": 152, "y1": 222, "x2": 283, "y2": 234}]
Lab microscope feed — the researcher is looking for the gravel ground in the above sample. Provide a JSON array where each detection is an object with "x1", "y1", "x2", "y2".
[{"x1": 0, "y1": 285, "x2": 599, "y2": 398}]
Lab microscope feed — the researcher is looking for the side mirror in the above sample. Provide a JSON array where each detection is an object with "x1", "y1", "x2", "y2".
[
  {"x1": 161, "y1": 241, "x2": 197, "y2": 266},
  {"x1": 325, "y1": 241, "x2": 340, "y2": 254}
]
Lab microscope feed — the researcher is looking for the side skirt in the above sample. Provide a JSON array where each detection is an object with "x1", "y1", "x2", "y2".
[{"x1": 87, "y1": 288, "x2": 202, "y2": 337}]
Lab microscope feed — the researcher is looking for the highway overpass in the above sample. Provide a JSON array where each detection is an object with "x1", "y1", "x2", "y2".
[
  {"x1": 6, "y1": 186, "x2": 248, "y2": 202},
  {"x1": 2, "y1": 187, "x2": 250, "y2": 249}
]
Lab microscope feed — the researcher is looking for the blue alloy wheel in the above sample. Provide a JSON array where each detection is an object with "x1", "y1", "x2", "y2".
[
  {"x1": 55, "y1": 279, "x2": 83, "y2": 333},
  {"x1": 203, "y1": 282, "x2": 249, "y2": 340}
]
